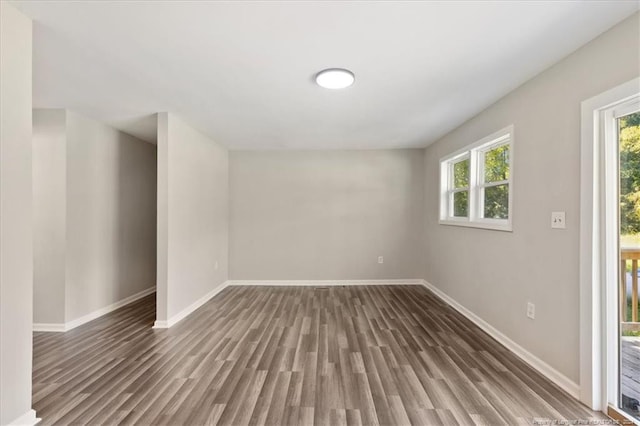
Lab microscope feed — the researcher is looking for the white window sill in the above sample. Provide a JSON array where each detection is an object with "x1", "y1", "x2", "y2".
[{"x1": 439, "y1": 219, "x2": 513, "y2": 232}]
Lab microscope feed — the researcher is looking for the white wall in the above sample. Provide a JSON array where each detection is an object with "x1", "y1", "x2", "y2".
[
  {"x1": 157, "y1": 113, "x2": 229, "y2": 323},
  {"x1": 33, "y1": 110, "x2": 67, "y2": 324},
  {"x1": 32, "y1": 109, "x2": 157, "y2": 325},
  {"x1": 66, "y1": 111, "x2": 157, "y2": 321},
  {"x1": 157, "y1": 113, "x2": 169, "y2": 322},
  {"x1": 229, "y1": 149, "x2": 424, "y2": 280},
  {"x1": 422, "y1": 12, "x2": 640, "y2": 385},
  {"x1": 0, "y1": 3, "x2": 35, "y2": 425}
]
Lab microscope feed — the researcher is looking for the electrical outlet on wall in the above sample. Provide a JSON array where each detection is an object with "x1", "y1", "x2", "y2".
[
  {"x1": 551, "y1": 211, "x2": 566, "y2": 229},
  {"x1": 215, "y1": 261, "x2": 219, "y2": 270},
  {"x1": 527, "y1": 302, "x2": 535, "y2": 319},
  {"x1": 378, "y1": 256, "x2": 384, "y2": 264}
]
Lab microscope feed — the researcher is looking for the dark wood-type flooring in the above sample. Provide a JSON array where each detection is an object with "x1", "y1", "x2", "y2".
[{"x1": 33, "y1": 285, "x2": 606, "y2": 425}]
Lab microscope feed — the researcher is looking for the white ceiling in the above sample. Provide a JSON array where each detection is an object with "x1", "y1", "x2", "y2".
[{"x1": 13, "y1": 1, "x2": 640, "y2": 149}]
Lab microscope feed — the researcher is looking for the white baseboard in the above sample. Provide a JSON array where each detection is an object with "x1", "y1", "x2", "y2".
[
  {"x1": 8, "y1": 409, "x2": 40, "y2": 425},
  {"x1": 229, "y1": 279, "x2": 424, "y2": 286},
  {"x1": 32, "y1": 323, "x2": 66, "y2": 332},
  {"x1": 152, "y1": 320, "x2": 169, "y2": 328},
  {"x1": 420, "y1": 279, "x2": 580, "y2": 399},
  {"x1": 153, "y1": 281, "x2": 230, "y2": 329},
  {"x1": 33, "y1": 286, "x2": 156, "y2": 332}
]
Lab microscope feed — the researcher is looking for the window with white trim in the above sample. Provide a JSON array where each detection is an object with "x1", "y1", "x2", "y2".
[{"x1": 439, "y1": 125, "x2": 513, "y2": 231}]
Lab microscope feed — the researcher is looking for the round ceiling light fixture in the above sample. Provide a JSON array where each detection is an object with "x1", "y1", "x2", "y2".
[{"x1": 315, "y1": 68, "x2": 355, "y2": 89}]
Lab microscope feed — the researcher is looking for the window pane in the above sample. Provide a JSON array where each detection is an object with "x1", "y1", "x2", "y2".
[
  {"x1": 453, "y1": 159, "x2": 469, "y2": 188},
  {"x1": 484, "y1": 184, "x2": 509, "y2": 219},
  {"x1": 484, "y1": 144, "x2": 510, "y2": 183},
  {"x1": 453, "y1": 191, "x2": 468, "y2": 217}
]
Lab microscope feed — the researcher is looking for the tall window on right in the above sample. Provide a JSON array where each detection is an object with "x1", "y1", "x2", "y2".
[{"x1": 439, "y1": 126, "x2": 513, "y2": 231}]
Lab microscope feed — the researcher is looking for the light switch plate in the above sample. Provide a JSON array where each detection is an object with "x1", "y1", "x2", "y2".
[
  {"x1": 551, "y1": 211, "x2": 566, "y2": 229},
  {"x1": 527, "y1": 302, "x2": 535, "y2": 319}
]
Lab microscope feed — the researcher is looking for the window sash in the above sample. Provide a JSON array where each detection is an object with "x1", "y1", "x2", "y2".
[
  {"x1": 478, "y1": 180, "x2": 509, "y2": 189},
  {"x1": 479, "y1": 183, "x2": 509, "y2": 221},
  {"x1": 448, "y1": 155, "x2": 470, "y2": 191},
  {"x1": 478, "y1": 141, "x2": 510, "y2": 185},
  {"x1": 448, "y1": 189, "x2": 470, "y2": 219}
]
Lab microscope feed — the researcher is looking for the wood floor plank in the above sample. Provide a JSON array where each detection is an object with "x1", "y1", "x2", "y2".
[{"x1": 33, "y1": 285, "x2": 607, "y2": 425}]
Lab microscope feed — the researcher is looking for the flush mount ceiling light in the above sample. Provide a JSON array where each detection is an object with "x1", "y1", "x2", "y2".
[{"x1": 315, "y1": 68, "x2": 355, "y2": 89}]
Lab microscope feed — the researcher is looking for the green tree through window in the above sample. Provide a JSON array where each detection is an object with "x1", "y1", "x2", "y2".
[
  {"x1": 483, "y1": 145, "x2": 509, "y2": 219},
  {"x1": 620, "y1": 112, "x2": 640, "y2": 235},
  {"x1": 453, "y1": 159, "x2": 469, "y2": 217}
]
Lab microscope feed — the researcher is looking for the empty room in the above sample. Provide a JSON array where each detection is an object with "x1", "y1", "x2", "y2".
[{"x1": 1, "y1": 1, "x2": 640, "y2": 425}]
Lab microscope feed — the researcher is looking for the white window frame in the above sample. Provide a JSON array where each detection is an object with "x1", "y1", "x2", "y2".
[
  {"x1": 443, "y1": 153, "x2": 470, "y2": 223},
  {"x1": 439, "y1": 125, "x2": 514, "y2": 232}
]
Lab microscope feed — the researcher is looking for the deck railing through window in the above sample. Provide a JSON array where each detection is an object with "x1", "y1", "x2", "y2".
[{"x1": 622, "y1": 248, "x2": 640, "y2": 323}]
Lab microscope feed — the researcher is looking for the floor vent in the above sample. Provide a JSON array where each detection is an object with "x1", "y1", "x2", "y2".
[{"x1": 314, "y1": 287, "x2": 330, "y2": 290}]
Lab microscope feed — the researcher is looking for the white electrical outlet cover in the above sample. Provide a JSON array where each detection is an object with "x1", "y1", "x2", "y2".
[{"x1": 551, "y1": 211, "x2": 566, "y2": 229}]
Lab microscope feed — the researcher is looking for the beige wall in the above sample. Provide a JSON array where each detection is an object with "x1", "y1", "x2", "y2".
[
  {"x1": 157, "y1": 113, "x2": 229, "y2": 322},
  {"x1": 422, "y1": 12, "x2": 640, "y2": 384},
  {"x1": 0, "y1": 3, "x2": 34, "y2": 425},
  {"x1": 229, "y1": 149, "x2": 425, "y2": 280},
  {"x1": 33, "y1": 110, "x2": 67, "y2": 324},
  {"x1": 32, "y1": 109, "x2": 157, "y2": 325}
]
